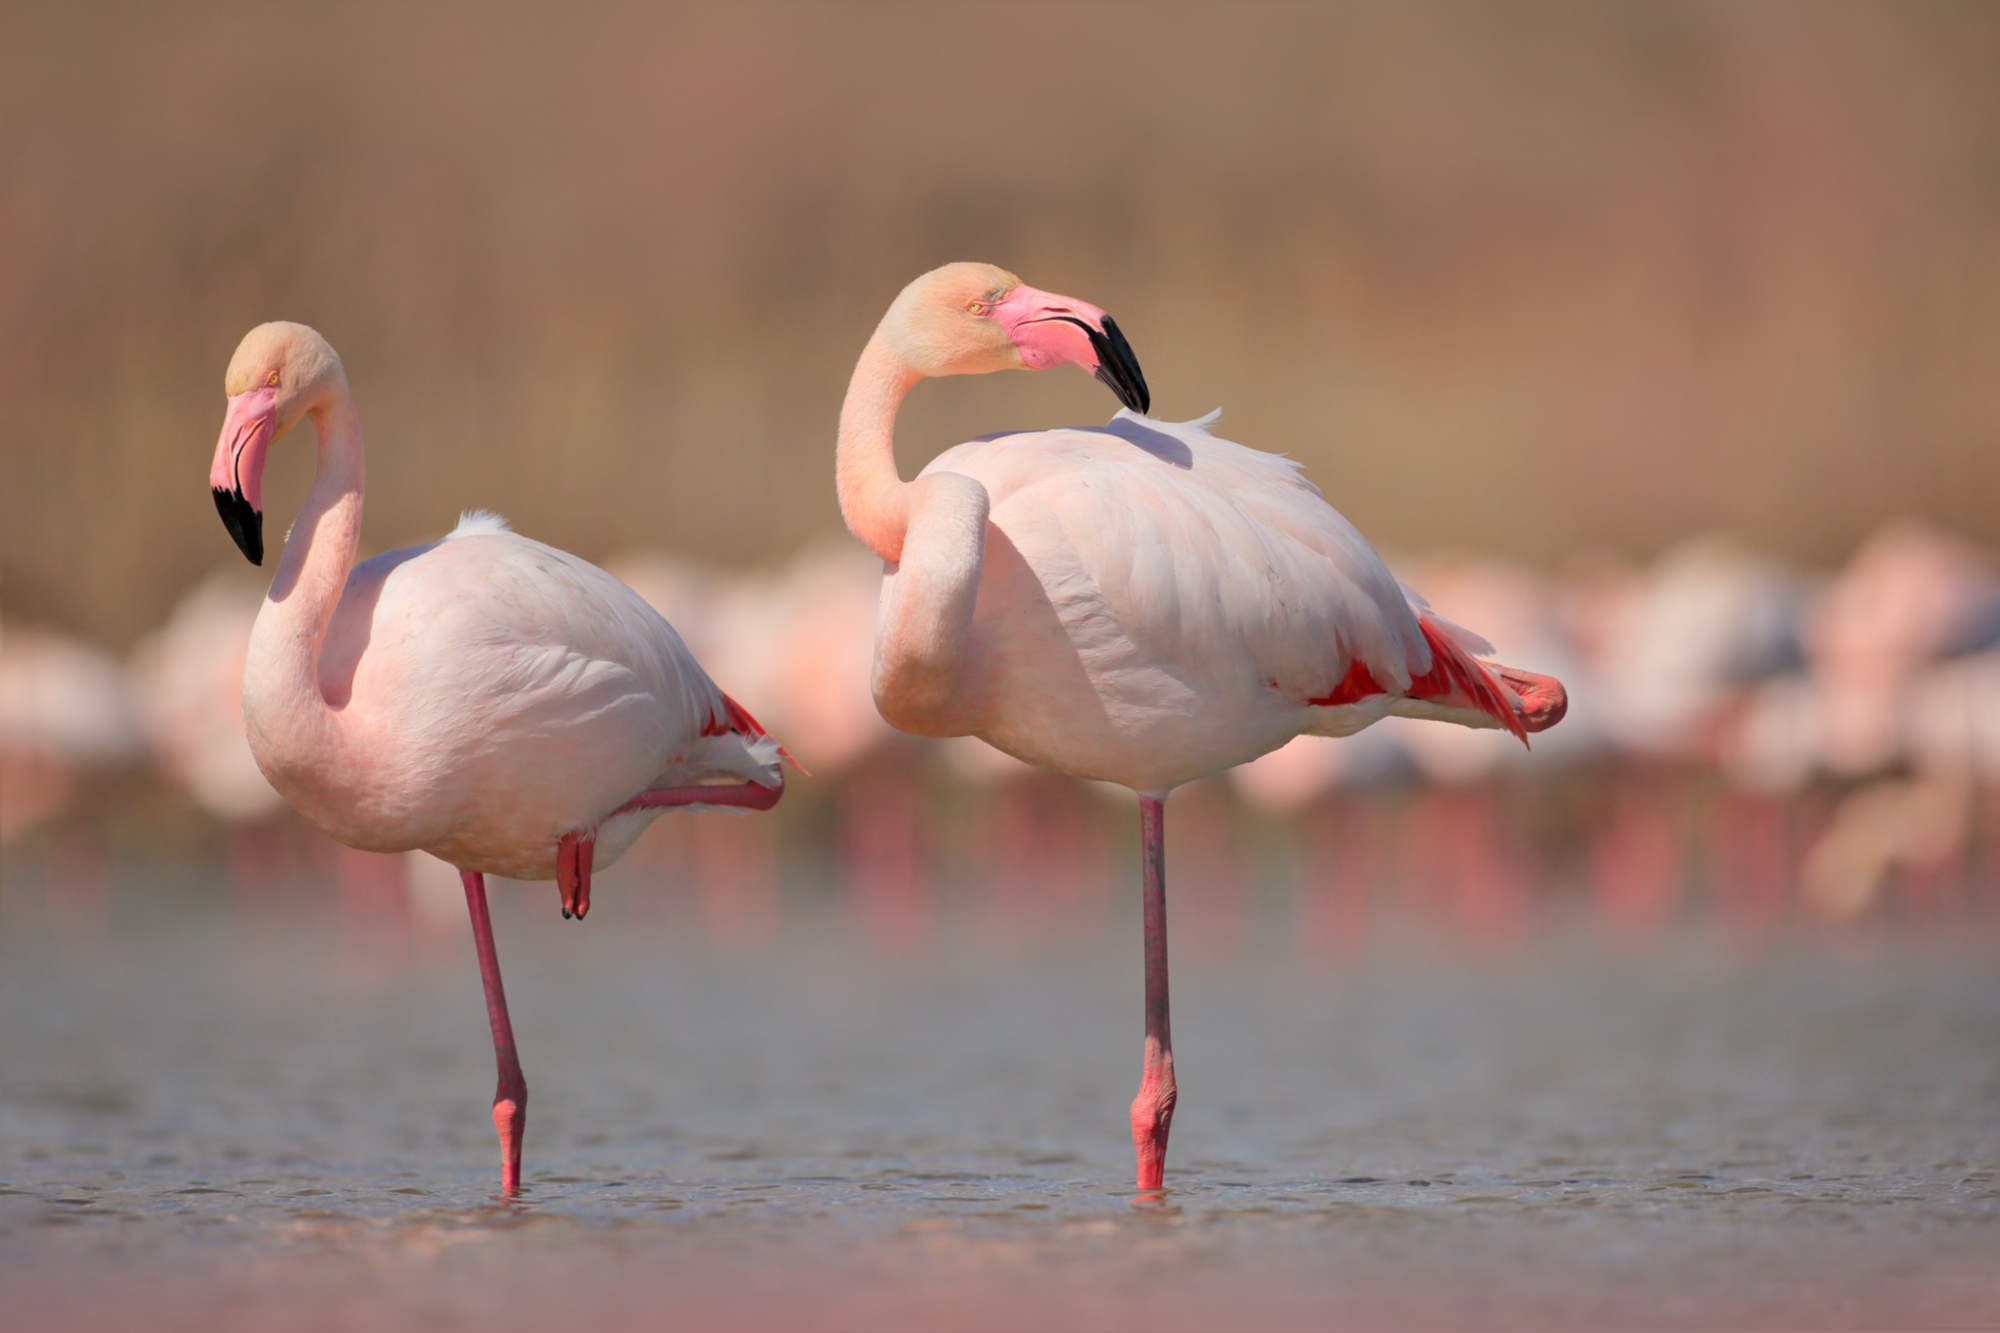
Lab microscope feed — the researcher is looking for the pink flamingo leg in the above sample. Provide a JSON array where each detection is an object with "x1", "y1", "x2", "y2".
[
  {"x1": 555, "y1": 783, "x2": 780, "y2": 923},
  {"x1": 1130, "y1": 794, "x2": 1177, "y2": 1191},
  {"x1": 557, "y1": 831, "x2": 596, "y2": 920},
  {"x1": 461, "y1": 869, "x2": 527, "y2": 1195},
  {"x1": 617, "y1": 781, "x2": 784, "y2": 814},
  {"x1": 557, "y1": 833, "x2": 583, "y2": 920},
  {"x1": 554, "y1": 783, "x2": 782, "y2": 922}
]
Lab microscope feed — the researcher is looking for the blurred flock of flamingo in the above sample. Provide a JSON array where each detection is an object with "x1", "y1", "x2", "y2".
[{"x1": 6, "y1": 518, "x2": 1996, "y2": 956}]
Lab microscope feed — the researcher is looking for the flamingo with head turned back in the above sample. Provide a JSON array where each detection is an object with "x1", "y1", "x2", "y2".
[
  {"x1": 206, "y1": 322, "x2": 786, "y2": 1195},
  {"x1": 837, "y1": 262, "x2": 1568, "y2": 1191}
]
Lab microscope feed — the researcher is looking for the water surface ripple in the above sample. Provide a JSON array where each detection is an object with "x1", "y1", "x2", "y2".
[{"x1": 3, "y1": 903, "x2": 1997, "y2": 1329}]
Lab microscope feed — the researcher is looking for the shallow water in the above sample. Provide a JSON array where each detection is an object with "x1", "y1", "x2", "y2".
[{"x1": 3, "y1": 880, "x2": 1998, "y2": 1330}]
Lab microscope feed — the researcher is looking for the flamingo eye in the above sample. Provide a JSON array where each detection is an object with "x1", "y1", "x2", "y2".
[
  {"x1": 265, "y1": 370, "x2": 281, "y2": 388},
  {"x1": 966, "y1": 300, "x2": 987, "y2": 316}
]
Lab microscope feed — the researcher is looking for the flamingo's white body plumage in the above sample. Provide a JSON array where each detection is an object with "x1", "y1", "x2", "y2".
[
  {"x1": 282, "y1": 511, "x2": 780, "y2": 879},
  {"x1": 906, "y1": 410, "x2": 1501, "y2": 792}
]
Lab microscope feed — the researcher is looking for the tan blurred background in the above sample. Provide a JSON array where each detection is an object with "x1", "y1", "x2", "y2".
[{"x1": 4, "y1": 0, "x2": 2000, "y2": 647}]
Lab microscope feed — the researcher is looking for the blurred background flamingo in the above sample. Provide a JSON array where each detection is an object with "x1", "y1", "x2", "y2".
[
  {"x1": 11, "y1": 528, "x2": 1997, "y2": 949},
  {"x1": 0, "y1": 621, "x2": 141, "y2": 928},
  {"x1": 128, "y1": 573, "x2": 304, "y2": 894},
  {"x1": 0, "y1": 624, "x2": 142, "y2": 844}
]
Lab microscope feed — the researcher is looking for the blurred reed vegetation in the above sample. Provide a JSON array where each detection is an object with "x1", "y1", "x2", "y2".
[{"x1": 5, "y1": 1, "x2": 2000, "y2": 647}]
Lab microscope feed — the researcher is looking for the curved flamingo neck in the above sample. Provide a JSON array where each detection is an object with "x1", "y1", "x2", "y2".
[
  {"x1": 836, "y1": 332, "x2": 922, "y2": 562},
  {"x1": 247, "y1": 387, "x2": 364, "y2": 752}
]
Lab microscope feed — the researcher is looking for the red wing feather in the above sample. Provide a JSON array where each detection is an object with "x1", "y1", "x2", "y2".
[
  {"x1": 1305, "y1": 615, "x2": 1533, "y2": 745},
  {"x1": 706, "y1": 691, "x2": 806, "y2": 773},
  {"x1": 1409, "y1": 616, "x2": 1530, "y2": 744}
]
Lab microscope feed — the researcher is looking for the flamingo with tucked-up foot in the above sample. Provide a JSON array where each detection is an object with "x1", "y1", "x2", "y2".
[
  {"x1": 206, "y1": 322, "x2": 786, "y2": 1194},
  {"x1": 836, "y1": 263, "x2": 1567, "y2": 1191}
]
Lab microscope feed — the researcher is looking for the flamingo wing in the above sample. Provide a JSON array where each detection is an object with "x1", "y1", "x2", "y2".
[
  {"x1": 927, "y1": 410, "x2": 1431, "y2": 707},
  {"x1": 328, "y1": 521, "x2": 779, "y2": 865}
]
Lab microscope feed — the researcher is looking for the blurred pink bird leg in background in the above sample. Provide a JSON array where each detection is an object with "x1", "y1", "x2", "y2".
[
  {"x1": 835, "y1": 263, "x2": 1568, "y2": 1191},
  {"x1": 205, "y1": 324, "x2": 786, "y2": 1195}
]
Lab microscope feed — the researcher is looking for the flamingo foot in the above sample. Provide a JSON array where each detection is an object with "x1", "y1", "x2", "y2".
[
  {"x1": 557, "y1": 831, "x2": 595, "y2": 920},
  {"x1": 1495, "y1": 665, "x2": 1568, "y2": 733},
  {"x1": 554, "y1": 783, "x2": 780, "y2": 921},
  {"x1": 493, "y1": 1088, "x2": 526, "y2": 1196},
  {"x1": 1130, "y1": 1039, "x2": 1177, "y2": 1192}
]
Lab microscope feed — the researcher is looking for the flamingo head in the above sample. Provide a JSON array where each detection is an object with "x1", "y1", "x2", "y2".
[
  {"x1": 882, "y1": 262, "x2": 1149, "y2": 414},
  {"x1": 210, "y1": 321, "x2": 345, "y2": 565}
]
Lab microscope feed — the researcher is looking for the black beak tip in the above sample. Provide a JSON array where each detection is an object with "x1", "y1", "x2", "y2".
[
  {"x1": 1089, "y1": 315, "x2": 1151, "y2": 416},
  {"x1": 213, "y1": 487, "x2": 264, "y2": 566}
]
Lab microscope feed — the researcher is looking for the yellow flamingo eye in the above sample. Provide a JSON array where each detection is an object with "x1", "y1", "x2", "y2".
[
  {"x1": 967, "y1": 300, "x2": 987, "y2": 315},
  {"x1": 265, "y1": 370, "x2": 281, "y2": 388}
]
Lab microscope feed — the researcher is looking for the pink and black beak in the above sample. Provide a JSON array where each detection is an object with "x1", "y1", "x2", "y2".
[
  {"x1": 210, "y1": 384, "x2": 277, "y2": 565},
  {"x1": 1086, "y1": 315, "x2": 1149, "y2": 415},
  {"x1": 992, "y1": 284, "x2": 1150, "y2": 415}
]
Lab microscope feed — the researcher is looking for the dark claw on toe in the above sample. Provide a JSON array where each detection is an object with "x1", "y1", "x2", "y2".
[{"x1": 561, "y1": 908, "x2": 572, "y2": 920}]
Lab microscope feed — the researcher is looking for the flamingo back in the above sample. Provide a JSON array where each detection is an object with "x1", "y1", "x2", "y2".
[
  {"x1": 920, "y1": 410, "x2": 1439, "y2": 787},
  {"x1": 263, "y1": 516, "x2": 778, "y2": 876}
]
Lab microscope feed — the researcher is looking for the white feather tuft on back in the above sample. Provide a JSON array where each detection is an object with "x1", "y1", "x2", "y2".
[
  {"x1": 739, "y1": 732, "x2": 786, "y2": 775},
  {"x1": 445, "y1": 510, "x2": 513, "y2": 540},
  {"x1": 1113, "y1": 406, "x2": 1223, "y2": 433}
]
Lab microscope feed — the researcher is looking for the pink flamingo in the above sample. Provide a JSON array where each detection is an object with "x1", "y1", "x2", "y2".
[
  {"x1": 613, "y1": 545, "x2": 928, "y2": 945},
  {"x1": 1808, "y1": 522, "x2": 1994, "y2": 777},
  {"x1": 0, "y1": 622, "x2": 141, "y2": 843},
  {"x1": 836, "y1": 263, "x2": 1568, "y2": 1190},
  {"x1": 0, "y1": 622, "x2": 139, "y2": 928},
  {"x1": 133, "y1": 573, "x2": 284, "y2": 826},
  {"x1": 131, "y1": 573, "x2": 331, "y2": 901},
  {"x1": 206, "y1": 323, "x2": 786, "y2": 1194}
]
